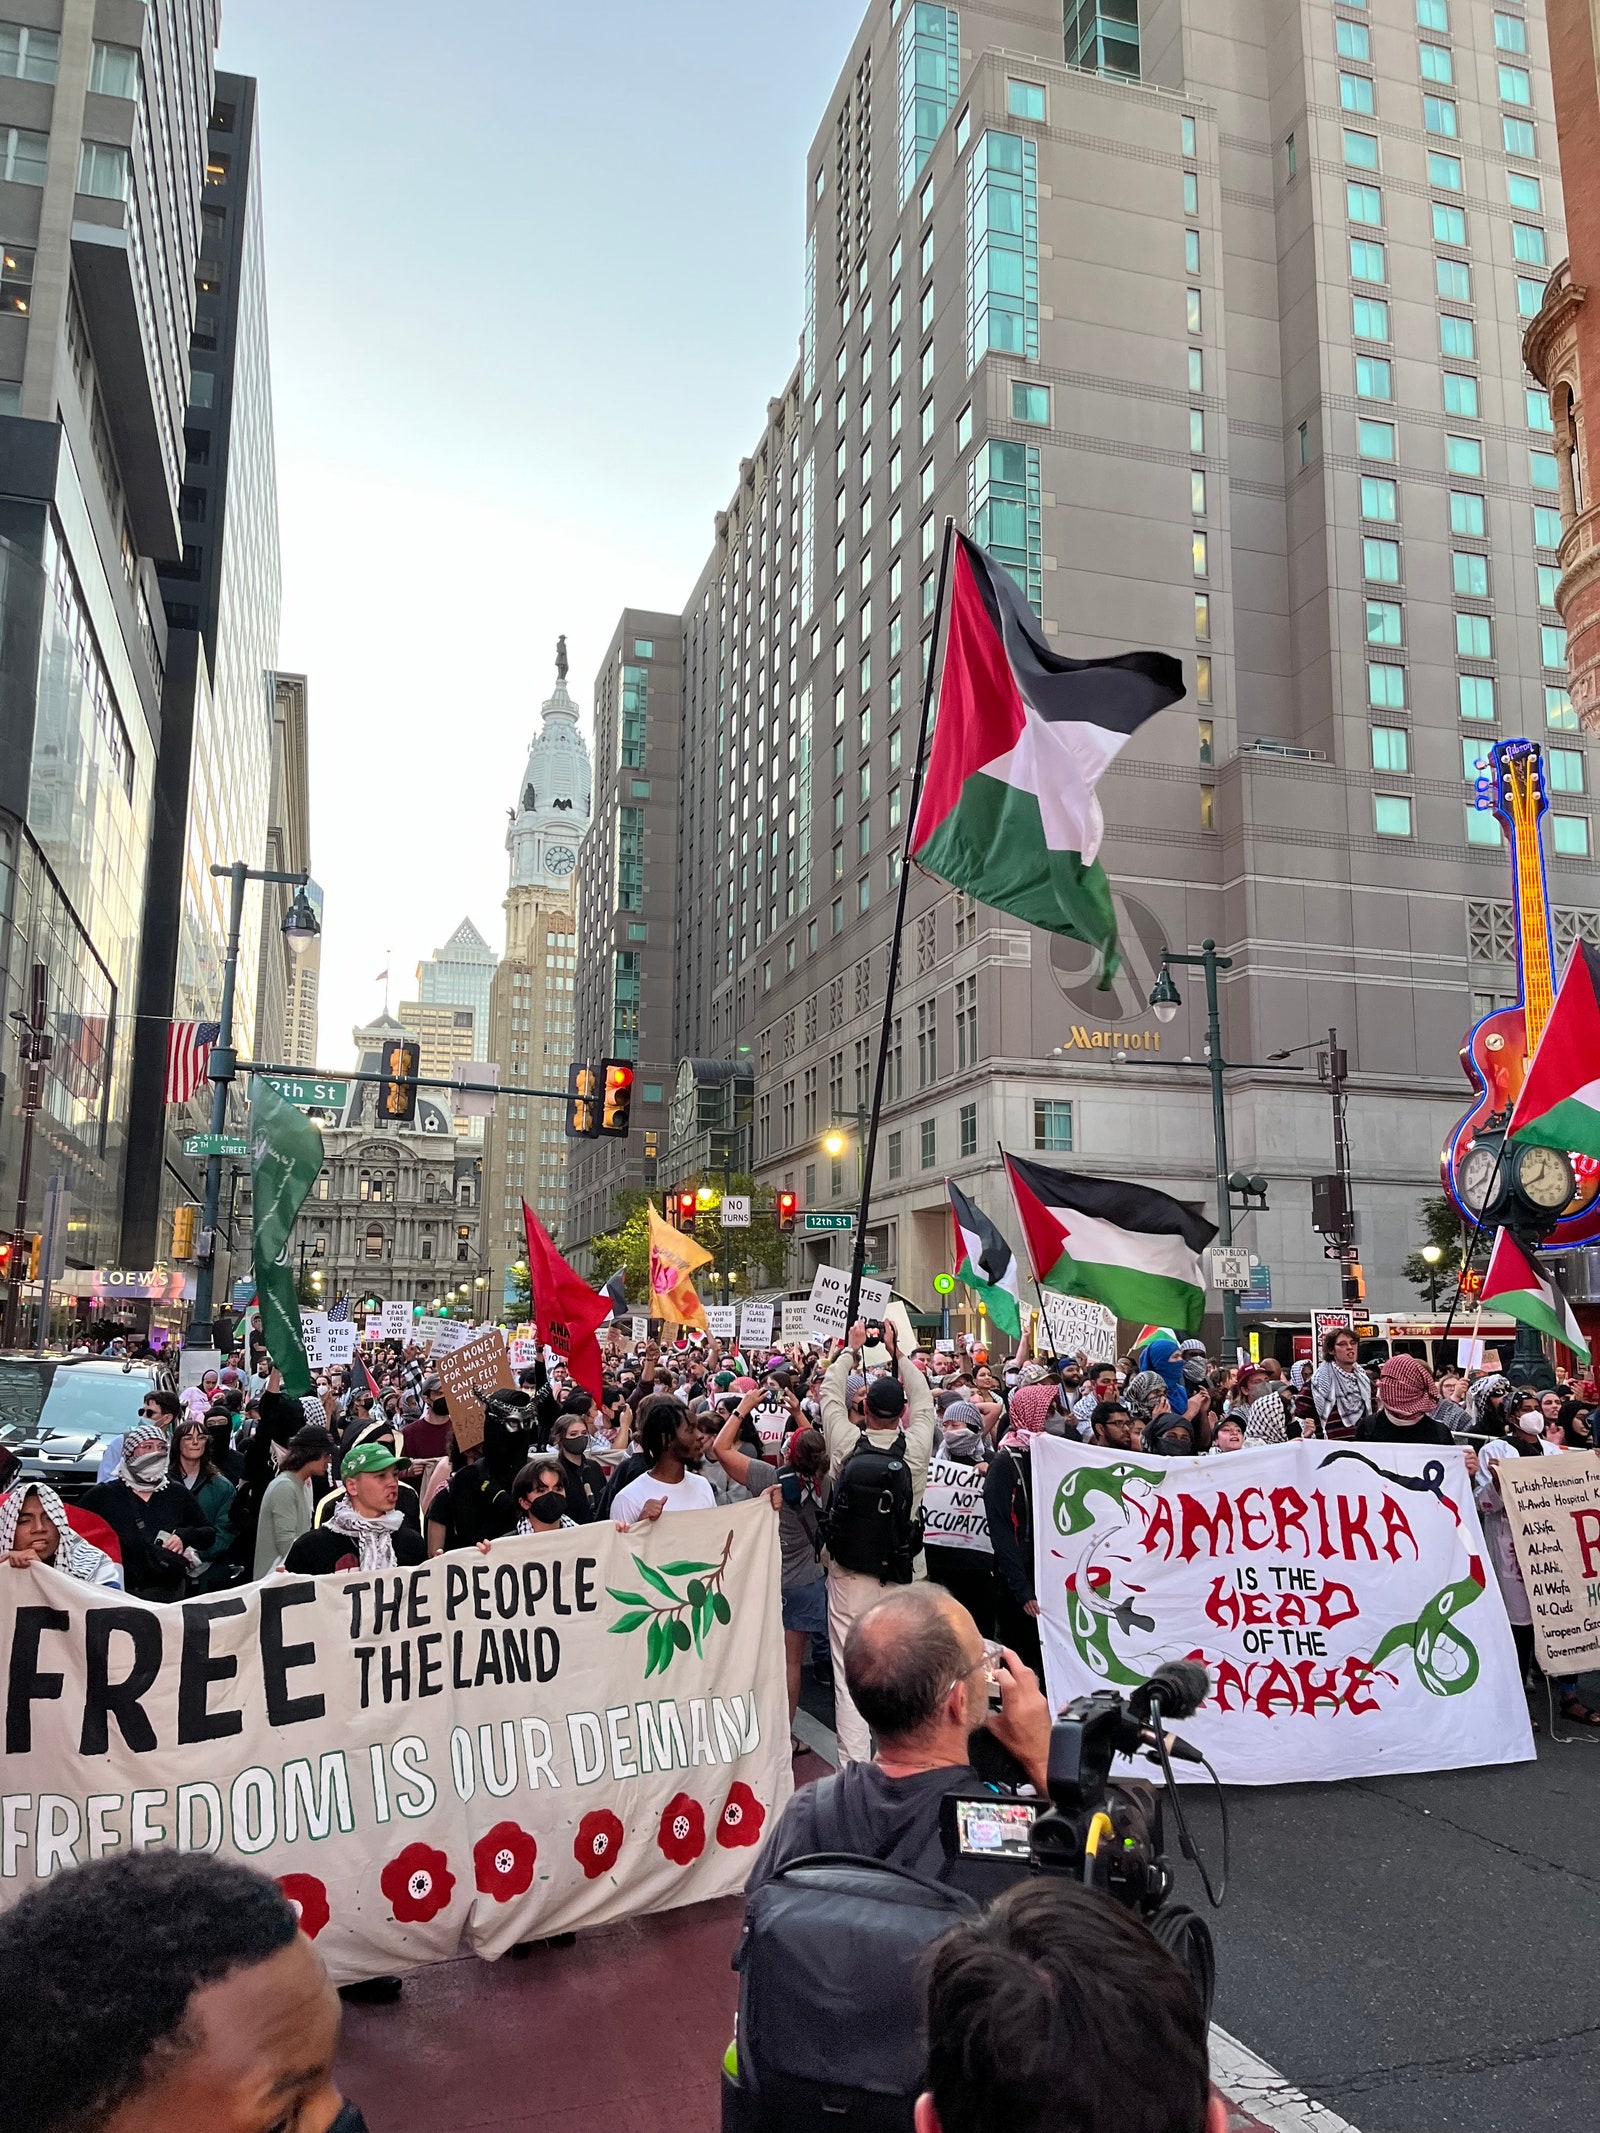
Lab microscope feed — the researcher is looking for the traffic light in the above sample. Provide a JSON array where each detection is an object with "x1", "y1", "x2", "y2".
[
  {"x1": 775, "y1": 1190, "x2": 798, "y2": 1231},
  {"x1": 25, "y1": 1234, "x2": 40, "y2": 1281},
  {"x1": 565, "y1": 1062, "x2": 599, "y2": 1139},
  {"x1": 673, "y1": 1190, "x2": 698, "y2": 1228},
  {"x1": 0, "y1": 1238, "x2": 12, "y2": 1281},
  {"x1": 171, "y1": 1205, "x2": 197, "y2": 1259},
  {"x1": 599, "y1": 1058, "x2": 635, "y2": 1138},
  {"x1": 380, "y1": 1039, "x2": 420, "y2": 1124},
  {"x1": 1342, "y1": 1260, "x2": 1366, "y2": 1306}
]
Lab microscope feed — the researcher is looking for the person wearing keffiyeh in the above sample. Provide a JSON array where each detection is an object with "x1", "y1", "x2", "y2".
[
  {"x1": 0, "y1": 1481, "x2": 121, "y2": 1587},
  {"x1": 283, "y1": 1444, "x2": 425, "y2": 1575}
]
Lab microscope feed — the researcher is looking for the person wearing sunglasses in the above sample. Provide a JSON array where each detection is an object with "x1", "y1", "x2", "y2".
[{"x1": 94, "y1": 1387, "x2": 181, "y2": 1486}]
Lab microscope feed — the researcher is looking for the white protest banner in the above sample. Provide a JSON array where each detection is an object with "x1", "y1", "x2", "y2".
[
  {"x1": 326, "y1": 1322, "x2": 357, "y2": 1367},
  {"x1": 299, "y1": 1311, "x2": 330, "y2": 1368},
  {"x1": 740, "y1": 1302, "x2": 775, "y2": 1349},
  {"x1": 704, "y1": 1306, "x2": 738, "y2": 1340},
  {"x1": 1499, "y1": 1451, "x2": 1600, "y2": 1677},
  {"x1": 1038, "y1": 1295, "x2": 1116, "y2": 1364},
  {"x1": 780, "y1": 1300, "x2": 810, "y2": 1343},
  {"x1": 921, "y1": 1458, "x2": 992, "y2": 1554},
  {"x1": 630, "y1": 1315, "x2": 650, "y2": 1346},
  {"x1": 364, "y1": 1315, "x2": 383, "y2": 1343},
  {"x1": 381, "y1": 1300, "x2": 413, "y2": 1342},
  {"x1": 806, "y1": 1265, "x2": 890, "y2": 1343},
  {"x1": 1030, "y1": 1436, "x2": 1533, "y2": 1785},
  {"x1": 0, "y1": 1506, "x2": 790, "y2": 1980}
]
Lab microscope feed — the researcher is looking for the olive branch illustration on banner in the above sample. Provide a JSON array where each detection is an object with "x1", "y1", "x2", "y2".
[{"x1": 607, "y1": 1531, "x2": 735, "y2": 1676}]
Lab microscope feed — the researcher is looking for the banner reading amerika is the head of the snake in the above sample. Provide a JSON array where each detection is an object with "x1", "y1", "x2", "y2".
[{"x1": 1031, "y1": 1436, "x2": 1535, "y2": 1785}]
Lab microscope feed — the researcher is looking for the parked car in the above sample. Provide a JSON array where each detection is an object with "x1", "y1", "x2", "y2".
[{"x1": 0, "y1": 1354, "x2": 176, "y2": 1502}]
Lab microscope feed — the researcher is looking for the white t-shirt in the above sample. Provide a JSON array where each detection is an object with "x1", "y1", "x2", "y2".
[{"x1": 610, "y1": 1470, "x2": 717, "y2": 1524}]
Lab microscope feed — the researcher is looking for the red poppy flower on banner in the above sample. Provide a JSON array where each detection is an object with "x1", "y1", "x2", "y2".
[
  {"x1": 574, "y1": 1808, "x2": 625, "y2": 1879},
  {"x1": 474, "y1": 1821, "x2": 538, "y2": 1902},
  {"x1": 656, "y1": 1792, "x2": 706, "y2": 1867},
  {"x1": 277, "y1": 1872, "x2": 329, "y2": 1940},
  {"x1": 380, "y1": 1842, "x2": 456, "y2": 1924},
  {"x1": 716, "y1": 1782, "x2": 765, "y2": 1850}
]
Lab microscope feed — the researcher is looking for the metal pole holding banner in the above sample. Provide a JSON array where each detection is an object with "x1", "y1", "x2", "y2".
[
  {"x1": 33, "y1": 1171, "x2": 70, "y2": 1355},
  {"x1": 846, "y1": 517, "x2": 956, "y2": 1325}
]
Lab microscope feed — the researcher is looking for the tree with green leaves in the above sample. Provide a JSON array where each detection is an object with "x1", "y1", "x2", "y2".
[
  {"x1": 1401, "y1": 1194, "x2": 1484, "y2": 1309},
  {"x1": 589, "y1": 1179, "x2": 791, "y2": 1307}
]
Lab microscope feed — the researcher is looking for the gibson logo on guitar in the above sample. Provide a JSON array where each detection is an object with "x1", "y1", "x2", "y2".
[{"x1": 1442, "y1": 739, "x2": 1600, "y2": 1237}]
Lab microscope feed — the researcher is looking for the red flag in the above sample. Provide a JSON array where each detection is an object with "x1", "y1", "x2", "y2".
[{"x1": 521, "y1": 1198, "x2": 609, "y2": 1403}]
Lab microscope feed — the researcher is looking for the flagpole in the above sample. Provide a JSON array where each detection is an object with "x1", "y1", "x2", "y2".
[
  {"x1": 998, "y1": 1140, "x2": 1066, "y2": 1372},
  {"x1": 846, "y1": 516, "x2": 956, "y2": 1323}
]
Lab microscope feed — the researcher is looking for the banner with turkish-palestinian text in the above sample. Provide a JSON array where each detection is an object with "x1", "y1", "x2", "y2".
[
  {"x1": 1031, "y1": 1437, "x2": 1534, "y2": 1784},
  {"x1": 1499, "y1": 1450, "x2": 1600, "y2": 1675},
  {"x1": 0, "y1": 1504, "x2": 790, "y2": 1980}
]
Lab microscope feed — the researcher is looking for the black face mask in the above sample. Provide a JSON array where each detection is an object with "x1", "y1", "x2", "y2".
[{"x1": 430, "y1": 1399, "x2": 449, "y2": 1419}]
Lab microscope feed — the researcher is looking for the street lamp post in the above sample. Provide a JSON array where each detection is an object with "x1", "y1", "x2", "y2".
[
  {"x1": 190, "y1": 864, "x2": 320, "y2": 1346},
  {"x1": 823, "y1": 1106, "x2": 871, "y2": 1276},
  {"x1": 1421, "y1": 1243, "x2": 1443, "y2": 1310},
  {"x1": 1150, "y1": 940, "x2": 1241, "y2": 1359}
]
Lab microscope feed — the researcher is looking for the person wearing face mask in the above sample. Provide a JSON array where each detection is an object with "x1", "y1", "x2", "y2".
[
  {"x1": 81, "y1": 1423, "x2": 215, "y2": 1603},
  {"x1": 550, "y1": 1409, "x2": 610, "y2": 1523}
]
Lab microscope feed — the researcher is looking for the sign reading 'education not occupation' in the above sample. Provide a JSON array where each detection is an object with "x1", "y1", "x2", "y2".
[{"x1": 0, "y1": 1505, "x2": 790, "y2": 1982}]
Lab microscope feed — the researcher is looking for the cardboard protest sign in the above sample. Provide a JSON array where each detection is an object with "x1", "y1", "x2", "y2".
[
  {"x1": 921, "y1": 1459, "x2": 992, "y2": 1553},
  {"x1": 435, "y1": 1328, "x2": 512, "y2": 1453},
  {"x1": 1499, "y1": 1451, "x2": 1600, "y2": 1676},
  {"x1": 0, "y1": 1506, "x2": 790, "y2": 1981},
  {"x1": 1039, "y1": 1295, "x2": 1116, "y2": 1364},
  {"x1": 740, "y1": 1303, "x2": 775, "y2": 1348},
  {"x1": 1031, "y1": 1437, "x2": 1533, "y2": 1785},
  {"x1": 806, "y1": 1266, "x2": 889, "y2": 1343}
]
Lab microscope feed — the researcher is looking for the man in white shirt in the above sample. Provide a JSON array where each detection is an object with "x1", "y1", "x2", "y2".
[{"x1": 610, "y1": 1400, "x2": 717, "y2": 1528}]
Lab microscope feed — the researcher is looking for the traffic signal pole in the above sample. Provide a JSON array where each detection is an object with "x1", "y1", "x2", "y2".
[{"x1": 2, "y1": 961, "x2": 51, "y2": 1349}]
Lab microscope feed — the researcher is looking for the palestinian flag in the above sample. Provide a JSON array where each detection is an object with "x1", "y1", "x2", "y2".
[
  {"x1": 911, "y1": 533, "x2": 1185, "y2": 982},
  {"x1": 1508, "y1": 941, "x2": 1600, "y2": 1159},
  {"x1": 1004, "y1": 1154, "x2": 1216, "y2": 1335},
  {"x1": 1478, "y1": 1228, "x2": 1590, "y2": 1365},
  {"x1": 948, "y1": 1180, "x2": 1023, "y2": 1337}
]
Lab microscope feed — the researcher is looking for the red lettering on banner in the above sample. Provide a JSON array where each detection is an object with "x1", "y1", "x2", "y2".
[
  {"x1": 1237, "y1": 1487, "x2": 1272, "y2": 1551},
  {"x1": 1315, "y1": 1581, "x2": 1359, "y2": 1630},
  {"x1": 1241, "y1": 1592, "x2": 1272, "y2": 1626},
  {"x1": 1572, "y1": 1508, "x2": 1600, "y2": 1580},
  {"x1": 1210, "y1": 1657, "x2": 1252, "y2": 1712},
  {"x1": 1178, "y1": 1493, "x2": 1235, "y2": 1561},
  {"x1": 1379, "y1": 1495, "x2": 1420, "y2": 1563},
  {"x1": 1277, "y1": 1594, "x2": 1308, "y2": 1628},
  {"x1": 1252, "y1": 1660, "x2": 1306, "y2": 1717},
  {"x1": 1204, "y1": 1578, "x2": 1240, "y2": 1631},
  {"x1": 1291, "y1": 1661, "x2": 1348, "y2": 1715},
  {"x1": 1271, "y1": 1487, "x2": 1310, "y2": 1557},
  {"x1": 1338, "y1": 1495, "x2": 1378, "y2": 1561},
  {"x1": 1140, "y1": 1494, "x2": 1175, "y2": 1556},
  {"x1": 1341, "y1": 1656, "x2": 1384, "y2": 1715}
]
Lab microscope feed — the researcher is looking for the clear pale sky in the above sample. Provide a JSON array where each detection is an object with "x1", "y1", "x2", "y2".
[{"x1": 219, "y1": 0, "x2": 863, "y2": 1066}]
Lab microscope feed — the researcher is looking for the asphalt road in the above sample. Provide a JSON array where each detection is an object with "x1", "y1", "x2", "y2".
[{"x1": 1182, "y1": 1717, "x2": 1600, "y2": 2132}]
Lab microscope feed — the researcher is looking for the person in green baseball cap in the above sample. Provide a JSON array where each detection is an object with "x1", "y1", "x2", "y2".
[{"x1": 282, "y1": 1442, "x2": 426, "y2": 1576}]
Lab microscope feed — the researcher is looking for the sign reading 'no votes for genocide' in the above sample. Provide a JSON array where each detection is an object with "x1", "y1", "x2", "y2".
[
  {"x1": 1031, "y1": 1436, "x2": 1535, "y2": 1786},
  {"x1": 0, "y1": 1504, "x2": 790, "y2": 1982}
]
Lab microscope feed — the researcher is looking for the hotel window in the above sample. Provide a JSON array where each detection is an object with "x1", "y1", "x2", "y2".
[
  {"x1": 1464, "y1": 738, "x2": 1491, "y2": 782},
  {"x1": 1449, "y1": 492, "x2": 1485, "y2": 538},
  {"x1": 1552, "y1": 816, "x2": 1591, "y2": 858},
  {"x1": 1442, "y1": 372, "x2": 1478, "y2": 418},
  {"x1": 1368, "y1": 662, "x2": 1406, "y2": 711},
  {"x1": 0, "y1": 242, "x2": 32, "y2": 314},
  {"x1": 1419, "y1": 43, "x2": 1453, "y2": 85},
  {"x1": 1513, "y1": 223, "x2": 1547, "y2": 267},
  {"x1": 89, "y1": 41, "x2": 139, "y2": 96},
  {"x1": 1417, "y1": 0, "x2": 1449, "y2": 28},
  {"x1": 1371, "y1": 726, "x2": 1409, "y2": 774},
  {"x1": 1200, "y1": 784, "x2": 1215, "y2": 831},
  {"x1": 1192, "y1": 532, "x2": 1209, "y2": 577},
  {"x1": 1509, "y1": 171, "x2": 1542, "y2": 212},
  {"x1": 1194, "y1": 593, "x2": 1211, "y2": 638},
  {"x1": 1542, "y1": 623, "x2": 1569, "y2": 668},
  {"x1": 1495, "y1": 11, "x2": 1527, "y2": 52},
  {"x1": 1185, "y1": 229, "x2": 1201, "y2": 275},
  {"x1": 1453, "y1": 551, "x2": 1488, "y2": 596},
  {"x1": 1343, "y1": 130, "x2": 1378, "y2": 169},
  {"x1": 1467, "y1": 806, "x2": 1504, "y2": 848},
  {"x1": 1535, "y1": 506, "x2": 1563, "y2": 548},
  {"x1": 1548, "y1": 686, "x2": 1579, "y2": 731},
  {"x1": 1356, "y1": 355, "x2": 1391, "y2": 400},
  {"x1": 1007, "y1": 79, "x2": 1045, "y2": 119},
  {"x1": 1340, "y1": 73, "x2": 1375, "y2": 116},
  {"x1": 1359, "y1": 418, "x2": 1395, "y2": 460},
  {"x1": 1429, "y1": 152, "x2": 1462, "y2": 191},
  {"x1": 1446, "y1": 435, "x2": 1483, "y2": 479},
  {"x1": 1198, "y1": 712, "x2": 1214, "y2": 759},
  {"x1": 1436, "y1": 258, "x2": 1471, "y2": 303},
  {"x1": 1351, "y1": 240, "x2": 1387, "y2": 283},
  {"x1": 1182, "y1": 115, "x2": 1196, "y2": 155},
  {"x1": 1548, "y1": 748, "x2": 1585, "y2": 796},
  {"x1": 1361, "y1": 476, "x2": 1397, "y2": 522},
  {"x1": 1531, "y1": 450, "x2": 1560, "y2": 494},
  {"x1": 1439, "y1": 315, "x2": 1475, "y2": 360},
  {"x1": 1459, "y1": 675, "x2": 1497, "y2": 721},
  {"x1": 1286, "y1": 132, "x2": 1298, "y2": 177},
  {"x1": 1432, "y1": 202, "x2": 1467, "y2": 246},
  {"x1": 1374, "y1": 794, "x2": 1413, "y2": 837},
  {"x1": 1187, "y1": 288, "x2": 1202, "y2": 333},
  {"x1": 1538, "y1": 564, "x2": 1560, "y2": 606},
  {"x1": 1364, "y1": 538, "x2": 1400, "y2": 583},
  {"x1": 921, "y1": 1118, "x2": 937, "y2": 1168},
  {"x1": 1353, "y1": 296, "x2": 1389, "y2": 342},
  {"x1": 1337, "y1": 19, "x2": 1370, "y2": 59},
  {"x1": 1503, "y1": 116, "x2": 1535, "y2": 157},
  {"x1": 0, "y1": 24, "x2": 57, "y2": 80},
  {"x1": 1423, "y1": 97, "x2": 1458, "y2": 138},
  {"x1": 1184, "y1": 171, "x2": 1198, "y2": 214},
  {"x1": 1518, "y1": 278, "x2": 1545, "y2": 320},
  {"x1": 966, "y1": 131, "x2": 1039, "y2": 364},
  {"x1": 1348, "y1": 182, "x2": 1383, "y2": 225},
  {"x1": 1034, "y1": 1100, "x2": 1073, "y2": 1153},
  {"x1": 1455, "y1": 613, "x2": 1492, "y2": 659},
  {"x1": 1012, "y1": 380, "x2": 1049, "y2": 424},
  {"x1": 77, "y1": 141, "x2": 129, "y2": 199},
  {"x1": 1499, "y1": 64, "x2": 1531, "y2": 106},
  {"x1": 1191, "y1": 470, "x2": 1207, "y2": 515},
  {"x1": 1367, "y1": 600, "x2": 1402, "y2": 646}
]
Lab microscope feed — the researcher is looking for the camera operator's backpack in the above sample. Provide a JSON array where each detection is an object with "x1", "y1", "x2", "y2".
[
  {"x1": 822, "y1": 1430, "x2": 916, "y2": 1582},
  {"x1": 724, "y1": 1853, "x2": 978, "y2": 2133}
]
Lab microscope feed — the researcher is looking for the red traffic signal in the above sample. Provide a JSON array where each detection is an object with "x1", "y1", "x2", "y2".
[
  {"x1": 775, "y1": 1190, "x2": 798, "y2": 1231},
  {"x1": 674, "y1": 1190, "x2": 698, "y2": 1228},
  {"x1": 0, "y1": 1237, "x2": 11, "y2": 1279},
  {"x1": 600, "y1": 1058, "x2": 635, "y2": 1138}
]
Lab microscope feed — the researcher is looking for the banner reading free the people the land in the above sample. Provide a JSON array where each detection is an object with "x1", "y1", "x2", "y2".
[
  {"x1": 1031, "y1": 1438, "x2": 1534, "y2": 1784},
  {"x1": 0, "y1": 1503, "x2": 790, "y2": 1982}
]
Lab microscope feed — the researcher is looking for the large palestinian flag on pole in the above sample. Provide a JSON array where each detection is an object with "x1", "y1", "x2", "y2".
[
  {"x1": 1508, "y1": 941, "x2": 1600, "y2": 1159},
  {"x1": 948, "y1": 1179, "x2": 1022, "y2": 1337},
  {"x1": 1478, "y1": 1228, "x2": 1591, "y2": 1365},
  {"x1": 910, "y1": 534, "x2": 1185, "y2": 982},
  {"x1": 1003, "y1": 1155, "x2": 1216, "y2": 1335}
]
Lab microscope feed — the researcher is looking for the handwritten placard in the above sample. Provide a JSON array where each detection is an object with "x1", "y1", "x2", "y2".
[{"x1": 1500, "y1": 1451, "x2": 1600, "y2": 1677}]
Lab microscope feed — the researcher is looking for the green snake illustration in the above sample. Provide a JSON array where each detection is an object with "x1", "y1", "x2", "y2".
[
  {"x1": 1368, "y1": 1564, "x2": 1487, "y2": 1698},
  {"x1": 1052, "y1": 1460, "x2": 1165, "y2": 1684}
]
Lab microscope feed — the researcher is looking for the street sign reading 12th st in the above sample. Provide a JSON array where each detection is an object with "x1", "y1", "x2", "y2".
[
  {"x1": 260, "y1": 1075, "x2": 347, "y2": 1110},
  {"x1": 183, "y1": 1134, "x2": 248, "y2": 1159},
  {"x1": 802, "y1": 1213, "x2": 855, "y2": 1232}
]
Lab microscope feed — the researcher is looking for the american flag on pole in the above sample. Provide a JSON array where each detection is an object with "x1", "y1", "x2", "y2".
[
  {"x1": 165, "y1": 1021, "x2": 221, "y2": 1106},
  {"x1": 327, "y1": 1294, "x2": 352, "y2": 1322}
]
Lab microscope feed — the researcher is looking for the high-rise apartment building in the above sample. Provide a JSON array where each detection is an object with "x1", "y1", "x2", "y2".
[
  {"x1": 0, "y1": 2, "x2": 223, "y2": 1287},
  {"x1": 573, "y1": 0, "x2": 1580, "y2": 1319},
  {"x1": 121, "y1": 65, "x2": 282, "y2": 1267},
  {"x1": 416, "y1": 920, "x2": 496, "y2": 1049},
  {"x1": 484, "y1": 653, "x2": 588, "y2": 1300},
  {"x1": 279, "y1": 876, "x2": 322, "y2": 1070},
  {"x1": 256, "y1": 672, "x2": 312, "y2": 1069},
  {"x1": 567, "y1": 614, "x2": 683, "y2": 1260}
]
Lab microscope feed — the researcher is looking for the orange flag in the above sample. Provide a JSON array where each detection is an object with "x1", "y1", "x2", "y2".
[{"x1": 647, "y1": 1203, "x2": 712, "y2": 1329}]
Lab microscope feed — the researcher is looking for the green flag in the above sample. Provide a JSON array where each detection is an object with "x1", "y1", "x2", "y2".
[{"x1": 250, "y1": 1074, "x2": 323, "y2": 1397}]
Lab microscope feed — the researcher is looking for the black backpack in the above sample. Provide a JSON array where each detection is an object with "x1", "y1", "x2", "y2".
[
  {"x1": 723, "y1": 1853, "x2": 978, "y2": 2133},
  {"x1": 823, "y1": 1430, "x2": 917, "y2": 1582}
]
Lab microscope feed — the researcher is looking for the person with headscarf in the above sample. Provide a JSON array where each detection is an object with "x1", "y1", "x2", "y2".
[
  {"x1": 1244, "y1": 1391, "x2": 1290, "y2": 1445},
  {"x1": 1310, "y1": 1328, "x2": 1373, "y2": 1438},
  {"x1": 1137, "y1": 1337, "x2": 1189, "y2": 1416},
  {"x1": 284, "y1": 1444, "x2": 424, "y2": 1576},
  {"x1": 1465, "y1": 1372, "x2": 1513, "y2": 1442},
  {"x1": 983, "y1": 1380, "x2": 1065, "y2": 1679},
  {"x1": 937, "y1": 1399, "x2": 986, "y2": 1465},
  {"x1": 0, "y1": 1482, "x2": 121, "y2": 1587},
  {"x1": 1355, "y1": 1355, "x2": 1459, "y2": 1444},
  {"x1": 81, "y1": 1422, "x2": 215, "y2": 1602}
]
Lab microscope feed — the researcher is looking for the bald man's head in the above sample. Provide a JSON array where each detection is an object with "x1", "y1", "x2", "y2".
[{"x1": 843, "y1": 1587, "x2": 981, "y2": 1743}]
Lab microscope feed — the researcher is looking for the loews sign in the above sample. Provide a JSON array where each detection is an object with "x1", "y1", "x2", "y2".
[{"x1": 1059, "y1": 1025, "x2": 1162, "y2": 1052}]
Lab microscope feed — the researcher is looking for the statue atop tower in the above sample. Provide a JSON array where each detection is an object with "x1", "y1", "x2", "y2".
[{"x1": 506, "y1": 637, "x2": 592, "y2": 900}]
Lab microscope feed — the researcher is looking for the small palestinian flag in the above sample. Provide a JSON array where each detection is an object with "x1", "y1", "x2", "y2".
[
  {"x1": 948, "y1": 1180, "x2": 1022, "y2": 1337},
  {"x1": 1478, "y1": 1228, "x2": 1590, "y2": 1365},
  {"x1": 1509, "y1": 941, "x2": 1600, "y2": 1159},
  {"x1": 1004, "y1": 1155, "x2": 1216, "y2": 1335},
  {"x1": 911, "y1": 533, "x2": 1185, "y2": 982}
]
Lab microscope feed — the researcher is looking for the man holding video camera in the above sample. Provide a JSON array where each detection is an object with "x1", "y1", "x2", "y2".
[{"x1": 747, "y1": 1585, "x2": 1052, "y2": 1891}]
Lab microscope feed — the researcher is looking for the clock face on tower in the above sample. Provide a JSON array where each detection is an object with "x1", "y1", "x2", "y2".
[{"x1": 545, "y1": 845, "x2": 575, "y2": 877}]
